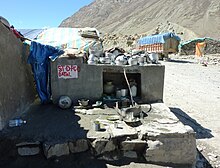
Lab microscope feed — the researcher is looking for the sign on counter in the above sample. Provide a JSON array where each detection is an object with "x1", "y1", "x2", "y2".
[{"x1": 57, "y1": 65, "x2": 78, "y2": 79}]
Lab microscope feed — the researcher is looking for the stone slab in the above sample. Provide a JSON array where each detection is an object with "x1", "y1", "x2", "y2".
[
  {"x1": 16, "y1": 141, "x2": 41, "y2": 156},
  {"x1": 108, "y1": 121, "x2": 138, "y2": 138},
  {"x1": 43, "y1": 143, "x2": 69, "y2": 159},
  {"x1": 139, "y1": 103, "x2": 191, "y2": 137},
  {"x1": 140, "y1": 103, "x2": 197, "y2": 165},
  {"x1": 91, "y1": 139, "x2": 117, "y2": 155},
  {"x1": 123, "y1": 151, "x2": 138, "y2": 158},
  {"x1": 69, "y1": 139, "x2": 89, "y2": 153},
  {"x1": 16, "y1": 141, "x2": 40, "y2": 147},
  {"x1": 18, "y1": 147, "x2": 40, "y2": 156},
  {"x1": 121, "y1": 139, "x2": 147, "y2": 151}
]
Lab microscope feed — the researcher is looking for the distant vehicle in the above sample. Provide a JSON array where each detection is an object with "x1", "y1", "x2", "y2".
[{"x1": 137, "y1": 32, "x2": 181, "y2": 59}]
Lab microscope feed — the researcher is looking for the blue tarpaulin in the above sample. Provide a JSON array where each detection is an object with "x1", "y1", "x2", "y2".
[
  {"x1": 28, "y1": 41, "x2": 64, "y2": 104},
  {"x1": 138, "y1": 32, "x2": 181, "y2": 46}
]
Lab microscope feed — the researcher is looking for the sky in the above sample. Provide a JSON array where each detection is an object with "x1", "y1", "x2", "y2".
[{"x1": 0, "y1": 0, "x2": 94, "y2": 29}]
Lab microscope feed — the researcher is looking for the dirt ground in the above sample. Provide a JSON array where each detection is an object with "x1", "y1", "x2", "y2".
[{"x1": 162, "y1": 55, "x2": 220, "y2": 168}]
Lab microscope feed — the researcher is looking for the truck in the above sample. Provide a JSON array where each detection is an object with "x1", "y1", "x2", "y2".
[{"x1": 137, "y1": 32, "x2": 181, "y2": 59}]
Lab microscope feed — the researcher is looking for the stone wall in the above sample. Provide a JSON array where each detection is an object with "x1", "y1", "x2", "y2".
[{"x1": 0, "y1": 23, "x2": 36, "y2": 130}]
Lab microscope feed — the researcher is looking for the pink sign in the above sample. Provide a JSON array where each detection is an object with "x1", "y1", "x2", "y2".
[{"x1": 57, "y1": 65, "x2": 78, "y2": 79}]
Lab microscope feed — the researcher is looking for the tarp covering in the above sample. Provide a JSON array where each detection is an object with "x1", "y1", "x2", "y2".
[
  {"x1": 179, "y1": 37, "x2": 212, "y2": 48},
  {"x1": 28, "y1": 41, "x2": 64, "y2": 104},
  {"x1": 19, "y1": 27, "x2": 101, "y2": 52},
  {"x1": 138, "y1": 32, "x2": 181, "y2": 46},
  {"x1": 35, "y1": 27, "x2": 100, "y2": 52},
  {"x1": 18, "y1": 29, "x2": 44, "y2": 40}
]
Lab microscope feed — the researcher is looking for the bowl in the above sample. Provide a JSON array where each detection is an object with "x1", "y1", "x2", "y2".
[
  {"x1": 96, "y1": 101, "x2": 102, "y2": 106},
  {"x1": 78, "y1": 99, "x2": 89, "y2": 107}
]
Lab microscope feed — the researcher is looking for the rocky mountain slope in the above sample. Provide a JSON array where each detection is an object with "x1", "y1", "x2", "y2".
[{"x1": 60, "y1": 0, "x2": 220, "y2": 41}]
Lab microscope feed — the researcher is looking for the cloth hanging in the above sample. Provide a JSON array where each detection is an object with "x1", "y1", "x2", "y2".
[
  {"x1": 28, "y1": 41, "x2": 64, "y2": 104},
  {"x1": 195, "y1": 42, "x2": 206, "y2": 57}
]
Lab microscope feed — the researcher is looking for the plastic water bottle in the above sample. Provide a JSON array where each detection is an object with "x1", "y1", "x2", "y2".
[{"x1": 9, "y1": 118, "x2": 26, "y2": 127}]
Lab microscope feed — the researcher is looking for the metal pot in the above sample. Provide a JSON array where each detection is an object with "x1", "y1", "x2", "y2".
[
  {"x1": 124, "y1": 106, "x2": 142, "y2": 118},
  {"x1": 78, "y1": 99, "x2": 89, "y2": 107},
  {"x1": 103, "y1": 81, "x2": 115, "y2": 94},
  {"x1": 128, "y1": 56, "x2": 138, "y2": 65}
]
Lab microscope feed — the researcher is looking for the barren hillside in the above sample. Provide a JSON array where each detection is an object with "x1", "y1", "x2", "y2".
[{"x1": 60, "y1": 0, "x2": 220, "y2": 41}]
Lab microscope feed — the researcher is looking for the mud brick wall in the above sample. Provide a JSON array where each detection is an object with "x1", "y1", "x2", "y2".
[{"x1": 0, "y1": 23, "x2": 36, "y2": 130}]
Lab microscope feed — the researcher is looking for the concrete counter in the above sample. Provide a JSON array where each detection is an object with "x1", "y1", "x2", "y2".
[{"x1": 51, "y1": 57, "x2": 165, "y2": 104}]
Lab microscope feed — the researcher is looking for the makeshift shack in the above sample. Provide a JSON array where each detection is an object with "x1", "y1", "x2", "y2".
[
  {"x1": 20, "y1": 27, "x2": 103, "y2": 104},
  {"x1": 137, "y1": 32, "x2": 181, "y2": 59}
]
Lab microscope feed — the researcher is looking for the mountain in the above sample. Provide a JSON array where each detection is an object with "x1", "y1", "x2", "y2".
[{"x1": 60, "y1": 0, "x2": 220, "y2": 41}]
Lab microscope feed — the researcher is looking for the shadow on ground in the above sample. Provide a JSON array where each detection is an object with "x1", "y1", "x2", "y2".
[
  {"x1": 2, "y1": 103, "x2": 89, "y2": 143},
  {"x1": 0, "y1": 103, "x2": 109, "y2": 168},
  {"x1": 168, "y1": 59, "x2": 194, "y2": 64},
  {"x1": 0, "y1": 151, "x2": 192, "y2": 168},
  {"x1": 196, "y1": 149, "x2": 213, "y2": 168},
  {"x1": 170, "y1": 107, "x2": 213, "y2": 139},
  {"x1": 0, "y1": 152, "x2": 109, "y2": 168}
]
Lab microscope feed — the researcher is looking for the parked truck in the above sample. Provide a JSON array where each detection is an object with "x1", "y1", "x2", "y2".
[{"x1": 137, "y1": 32, "x2": 181, "y2": 59}]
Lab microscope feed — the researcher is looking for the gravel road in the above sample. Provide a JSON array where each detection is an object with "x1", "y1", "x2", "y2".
[{"x1": 162, "y1": 58, "x2": 220, "y2": 167}]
